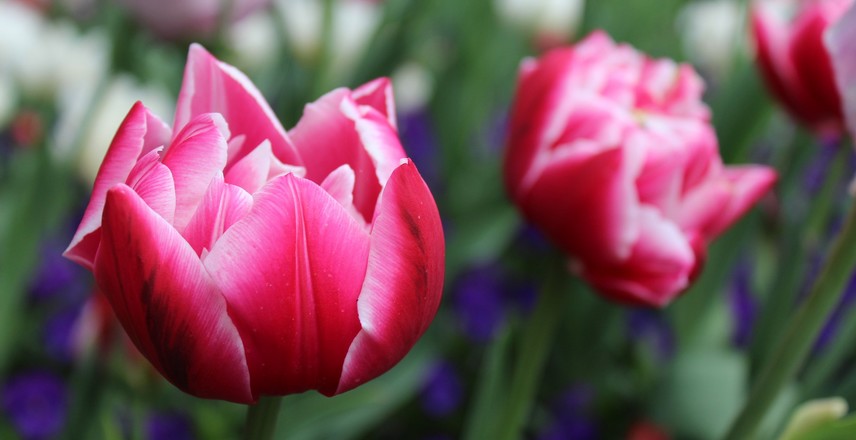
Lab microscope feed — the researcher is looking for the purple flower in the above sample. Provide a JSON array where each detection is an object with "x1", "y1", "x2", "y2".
[
  {"x1": 802, "y1": 138, "x2": 839, "y2": 195},
  {"x1": 42, "y1": 305, "x2": 85, "y2": 362},
  {"x1": 146, "y1": 411, "x2": 195, "y2": 440},
  {"x1": 400, "y1": 110, "x2": 441, "y2": 190},
  {"x1": 453, "y1": 266, "x2": 508, "y2": 342},
  {"x1": 538, "y1": 385, "x2": 598, "y2": 440},
  {"x1": 627, "y1": 309, "x2": 674, "y2": 360},
  {"x1": 28, "y1": 238, "x2": 89, "y2": 303},
  {"x1": 729, "y1": 261, "x2": 757, "y2": 348},
  {"x1": 813, "y1": 269, "x2": 856, "y2": 353},
  {"x1": 1, "y1": 371, "x2": 68, "y2": 440},
  {"x1": 419, "y1": 361, "x2": 463, "y2": 418}
]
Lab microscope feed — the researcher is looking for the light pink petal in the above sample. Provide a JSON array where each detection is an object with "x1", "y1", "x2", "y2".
[
  {"x1": 224, "y1": 140, "x2": 275, "y2": 194},
  {"x1": 353, "y1": 77, "x2": 397, "y2": 130},
  {"x1": 162, "y1": 113, "x2": 229, "y2": 232},
  {"x1": 680, "y1": 165, "x2": 777, "y2": 240},
  {"x1": 320, "y1": 164, "x2": 367, "y2": 228},
  {"x1": 174, "y1": 44, "x2": 302, "y2": 167},
  {"x1": 182, "y1": 173, "x2": 253, "y2": 256},
  {"x1": 521, "y1": 146, "x2": 641, "y2": 265},
  {"x1": 125, "y1": 148, "x2": 176, "y2": 224},
  {"x1": 826, "y1": 1, "x2": 856, "y2": 137},
  {"x1": 346, "y1": 100, "x2": 407, "y2": 188},
  {"x1": 65, "y1": 102, "x2": 171, "y2": 269},
  {"x1": 321, "y1": 164, "x2": 356, "y2": 209},
  {"x1": 337, "y1": 161, "x2": 444, "y2": 394},
  {"x1": 94, "y1": 184, "x2": 252, "y2": 403},
  {"x1": 204, "y1": 173, "x2": 370, "y2": 397},
  {"x1": 290, "y1": 89, "x2": 404, "y2": 221},
  {"x1": 580, "y1": 206, "x2": 695, "y2": 307},
  {"x1": 225, "y1": 138, "x2": 306, "y2": 186}
]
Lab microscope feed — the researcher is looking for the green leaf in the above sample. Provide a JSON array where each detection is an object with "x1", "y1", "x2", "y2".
[{"x1": 651, "y1": 349, "x2": 747, "y2": 439}]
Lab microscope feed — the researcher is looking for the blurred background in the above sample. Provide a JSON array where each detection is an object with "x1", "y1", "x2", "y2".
[{"x1": 1, "y1": 0, "x2": 854, "y2": 438}]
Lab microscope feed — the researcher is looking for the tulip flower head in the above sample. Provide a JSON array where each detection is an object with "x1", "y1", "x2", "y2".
[
  {"x1": 825, "y1": 1, "x2": 856, "y2": 138},
  {"x1": 64, "y1": 45, "x2": 444, "y2": 403},
  {"x1": 504, "y1": 31, "x2": 776, "y2": 307},
  {"x1": 751, "y1": 0, "x2": 853, "y2": 134}
]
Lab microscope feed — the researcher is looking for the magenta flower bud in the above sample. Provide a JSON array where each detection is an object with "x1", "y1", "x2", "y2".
[
  {"x1": 64, "y1": 45, "x2": 444, "y2": 403},
  {"x1": 751, "y1": 0, "x2": 853, "y2": 134},
  {"x1": 504, "y1": 31, "x2": 776, "y2": 307}
]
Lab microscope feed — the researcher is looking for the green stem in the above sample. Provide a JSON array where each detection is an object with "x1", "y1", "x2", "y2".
[
  {"x1": 497, "y1": 264, "x2": 567, "y2": 440},
  {"x1": 723, "y1": 201, "x2": 856, "y2": 440},
  {"x1": 750, "y1": 142, "x2": 848, "y2": 373},
  {"x1": 244, "y1": 396, "x2": 283, "y2": 440}
]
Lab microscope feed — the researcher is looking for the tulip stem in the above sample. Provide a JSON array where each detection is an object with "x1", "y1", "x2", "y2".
[
  {"x1": 244, "y1": 396, "x2": 283, "y2": 440},
  {"x1": 723, "y1": 200, "x2": 856, "y2": 440},
  {"x1": 497, "y1": 263, "x2": 567, "y2": 440}
]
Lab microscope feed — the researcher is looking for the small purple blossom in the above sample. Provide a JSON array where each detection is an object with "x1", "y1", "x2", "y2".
[
  {"x1": 802, "y1": 138, "x2": 839, "y2": 195},
  {"x1": 729, "y1": 261, "x2": 757, "y2": 348},
  {"x1": 28, "y1": 237, "x2": 89, "y2": 303},
  {"x1": 627, "y1": 309, "x2": 675, "y2": 360},
  {"x1": 453, "y1": 266, "x2": 508, "y2": 342},
  {"x1": 538, "y1": 385, "x2": 598, "y2": 440},
  {"x1": 146, "y1": 411, "x2": 195, "y2": 440},
  {"x1": 419, "y1": 361, "x2": 463, "y2": 418},
  {"x1": 42, "y1": 305, "x2": 84, "y2": 362},
  {"x1": 1, "y1": 371, "x2": 68, "y2": 440},
  {"x1": 400, "y1": 110, "x2": 441, "y2": 190}
]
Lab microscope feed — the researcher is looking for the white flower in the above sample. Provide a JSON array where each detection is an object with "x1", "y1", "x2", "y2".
[
  {"x1": 677, "y1": 0, "x2": 745, "y2": 79},
  {"x1": 0, "y1": 1, "x2": 108, "y2": 99},
  {"x1": 392, "y1": 62, "x2": 434, "y2": 114},
  {"x1": 226, "y1": 10, "x2": 280, "y2": 72},
  {"x1": 277, "y1": 0, "x2": 381, "y2": 73},
  {"x1": 494, "y1": 0, "x2": 585, "y2": 42},
  {"x1": 69, "y1": 75, "x2": 174, "y2": 184}
]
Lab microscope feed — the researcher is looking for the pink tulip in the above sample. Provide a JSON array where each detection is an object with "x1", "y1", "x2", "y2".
[
  {"x1": 826, "y1": 1, "x2": 856, "y2": 137},
  {"x1": 118, "y1": 0, "x2": 270, "y2": 39},
  {"x1": 751, "y1": 0, "x2": 852, "y2": 134},
  {"x1": 64, "y1": 44, "x2": 444, "y2": 403},
  {"x1": 504, "y1": 31, "x2": 776, "y2": 307}
]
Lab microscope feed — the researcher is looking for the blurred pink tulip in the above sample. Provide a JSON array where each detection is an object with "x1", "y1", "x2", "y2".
[
  {"x1": 118, "y1": 0, "x2": 270, "y2": 39},
  {"x1": 64, "y1": 44, "x2": 444, "y2": 403},
  {"x1": 751, "y1": 0, "x2": 853, "y2": 134},
  {"x1": 504, "y1": 31, "x2": 776, "y2": 307},
  {"x1": 826, "y1": 1, "x2": 856, "y2": 137}
]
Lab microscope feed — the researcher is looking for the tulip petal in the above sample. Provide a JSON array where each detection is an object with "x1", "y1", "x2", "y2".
[
  {"x1": 65, "y1": 102, "x2": 171, "y2": 269},
  {"x1": 521, "y1": 146, "x2": 641, "y2": 264},
  {"x1": 162, "y1": 113, "x2": 229, "y2": 232},
  {"x1": 224, "y1": 139, "x2": 306, "y2": 194},
  {"x1": 347, "y1": 100, "x2": 407, "y2": 191},
  {"x1": 751, "y1": 3, "x2": 829, "y2": 128},
  {"x1": 337, "y1": 160, "x2": 444, "y2": 394},
  {"x1": 95, "y1": 184, "x2": 252, "y2": 403},
  {"x1": 125, "y1": 148, "x2": 176, "y2": 224},
  {"x1": 204, "y1": 173, "x2": 370, "y2": 396},
  {"x1": 175, "y1": 44, "x2": 302, "y2": 167},
  {"x1": 353, "y1": 77, "x2": 397, "y2": 130},
  {"x1": 580, "y1": 206, "x2": 695, "y2": 307},
  {"x1": 183, "y1": 173, "x2": 253, "y2": 257},
  {"x1": 679, "y1": 165, "x2": 776, "y2": 239},
  {"x1": 290, "y1": 89, "x2": 405, "y2": 221},
  {"x1": 505, "y1": 47, "x2": 575, "y2": 195},
  {"x1": 224, "y1": 139, "x2": 275, "y2": 194},
  {"x1": 826, "y1": 2, "x2": 856, "y2": 137}
]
